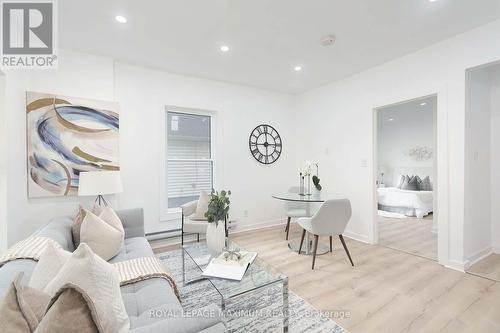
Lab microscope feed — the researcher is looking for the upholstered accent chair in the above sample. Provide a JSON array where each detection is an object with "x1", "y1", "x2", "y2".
[
  {"x1": 297, "y1": 199, "x2": 354, "y2": 270},
  {"x1": 180, "y1": 200, "x2": 209, "y2": 245}
]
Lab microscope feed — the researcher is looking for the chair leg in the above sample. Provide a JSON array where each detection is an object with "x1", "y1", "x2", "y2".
[
  {"x1": 329, "y1": 236, "x2": 333, "y2": 252},
  {"x1": 312, "y1": 235, "x2": 319, "y2": 270},
  {"x1": 181, "y1": 214, "x2": 184, "y2": 245},
  {"x1": 197, "y1": 233, "x2": 200, "y2": 242},
  {"x1": 285, "y1": 217, "x2": 291, "y2": 240},
  {"x1": 298, "y1": 229, "x2": 306, "y2": 254},
  {"x1": 339, "y1": 235, "x2": 354, "y2": 266}
]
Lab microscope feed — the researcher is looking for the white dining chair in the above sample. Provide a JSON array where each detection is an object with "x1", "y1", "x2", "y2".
[
  {"x1": 297, "y1": 199, "x2": 354, "y2": 269},
  {"x1": 283, "y1": 186, "x2": 309, "y2": 240}
]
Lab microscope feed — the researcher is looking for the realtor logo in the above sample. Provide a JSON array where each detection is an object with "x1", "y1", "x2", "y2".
[{"x1": 1, "y1": 0, "x2": 57, "y2": 68}]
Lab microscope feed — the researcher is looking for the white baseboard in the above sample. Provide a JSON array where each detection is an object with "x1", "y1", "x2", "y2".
[
  {"x1": 343, "y1": 230, "x2": 370, "y2": 244},
  {"x1": 230, "y1": 218, "x2": 286, "y2": 234},
  {"x1": 492, "y1": 245, "x2": 500, "y2": 254},
  {"x1": 463, "y1": 246, "x2": 492, "y2": 270},
  {"x1": 445, "y1": 260, "x2": 466, "y2": 272}
]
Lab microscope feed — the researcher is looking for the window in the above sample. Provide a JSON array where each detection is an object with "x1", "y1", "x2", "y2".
[{"x1": 166, "y1": 111, "x2": 213, "y2": 210}]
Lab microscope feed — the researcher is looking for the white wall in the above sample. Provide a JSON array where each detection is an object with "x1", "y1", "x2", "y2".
[
  {"x1": 464, "y1": 67, "x2": 493, "y2": 262},
  {"x1": 114, "y1": 62, "x2": 297, "y2": 234},
  {"x1": 0, "y1": 73, "x2": 6, "y2": 252},
  {"x1": 377, "y1": 99, "x2": 435, "y2": 187},
  {"x1": 295, "y1": 19, "x2": 500, "y2": 269},
  {"x1": 3, "y1": 50, "x2": 296, "y2": 245},
  {"x1": 490, "y1": 65, "x2": 500, "y2": 252}
]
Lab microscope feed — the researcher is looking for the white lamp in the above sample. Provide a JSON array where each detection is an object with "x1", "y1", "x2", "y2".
[{"x1": 78, "y1": 171, "x2": 123, "y2": 206}]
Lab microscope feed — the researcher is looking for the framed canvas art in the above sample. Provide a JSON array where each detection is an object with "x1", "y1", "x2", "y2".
[{"x1": 26, "y1": 92, "x2": 120, "y2": 198}]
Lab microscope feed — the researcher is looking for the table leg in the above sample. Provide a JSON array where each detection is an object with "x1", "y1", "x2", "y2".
[{"x1": 283, "y1": 277, "x2": 289, "y2": 332}]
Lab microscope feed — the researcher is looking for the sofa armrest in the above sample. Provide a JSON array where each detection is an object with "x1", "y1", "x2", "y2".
[
  {"x1": 117, "y1": 208, "x2": 145, "y2": 238},
  {"x1": 130, "y1": 305, "x2": 226, "y2": 333},
  {"x1": 181, "y1": 200, "x2": 198, "y2": 217}
]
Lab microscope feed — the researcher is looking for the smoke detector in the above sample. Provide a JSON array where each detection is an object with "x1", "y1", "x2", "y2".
[{"x1": 320, "y1": 35, "x2": 336, "y2": 47}]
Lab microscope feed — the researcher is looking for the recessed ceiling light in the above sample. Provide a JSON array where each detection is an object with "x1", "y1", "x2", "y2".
[
  {"x1": 115, "y1": 15, "x2": 127, "y2": 23},
  {"x1": 220, "y1": 45, "x2": 230, "y2": 52},
  {"x1": 429, "y1": 0, "x2": 438, "y2": 2},
  {"x1": 420, "y1": 102, "x2": 427, "y2": 106},
  {"x1": 388, "y1": 118, "x2": 395, "y2": 122},
  {"x1": 294, "y1": 65, "x2": 302, "y2": 72}
]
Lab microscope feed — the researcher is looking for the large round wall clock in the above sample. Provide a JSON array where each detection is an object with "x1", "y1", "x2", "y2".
[{"x1": 249, "y1": 124, "x2": 282, "y2": 165}]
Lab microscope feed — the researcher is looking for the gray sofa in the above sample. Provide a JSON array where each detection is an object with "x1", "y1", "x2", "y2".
[{"x1": 0, "y1": 208, "x2": 227, "y2": 333}]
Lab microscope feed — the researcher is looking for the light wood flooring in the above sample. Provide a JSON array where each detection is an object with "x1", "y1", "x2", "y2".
[
  {"x1": 378, "y1": 214, "x2": 437, "y2": 261},
  {"x1": 468, "y1": 254, "x2": 500, "y2": 282},
  {"x1": 230, "y1": 223, "x2": 500, "y2": 333},
  {"x1": 153, "y1": 224, "x2": 500, "y2": 332}
]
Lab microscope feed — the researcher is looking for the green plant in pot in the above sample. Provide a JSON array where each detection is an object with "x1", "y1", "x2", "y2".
[{"x1": 205, "y1": 189, "x2": 231, "y2": 256}]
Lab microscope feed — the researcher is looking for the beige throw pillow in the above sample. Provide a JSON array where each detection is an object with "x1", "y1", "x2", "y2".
[
  {"x1": 44, "y1": 243, "x2": 129, "y2": 333},
  {"x1": 191, "y1": 190, "x2": 210, "y2": 221},
  {"x1": 36, "y1": 287, "x2": 99, "y2": 333},
  {"x1": 29, "y1": 242, "x2": 72, "y2": 291},
  {"x1": 72, "y1": 205, "x2": 87, "y2": 247},
  {"x1": 0, "y1": 273, "x2": 51, "y2": 332},
  {"x1": 80, "y1": 207, "x2": 124, "y2": 260}
]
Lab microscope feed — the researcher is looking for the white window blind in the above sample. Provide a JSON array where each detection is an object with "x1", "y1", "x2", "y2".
[{"x1": 167, "y1": 111, "x2": 213, "y2": 209}]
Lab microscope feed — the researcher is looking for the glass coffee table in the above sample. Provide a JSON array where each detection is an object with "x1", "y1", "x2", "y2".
[{"x1": 182, "y1": 240, "x2": 289, "y2": 332}]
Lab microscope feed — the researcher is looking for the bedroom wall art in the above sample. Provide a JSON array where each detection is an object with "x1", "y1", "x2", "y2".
[
  {"x1": 407, "y1": 146, "x2": 433, "y2": 161},
  {"x1": 26, "y1": 92, "x2": 119, "y2": 198}
]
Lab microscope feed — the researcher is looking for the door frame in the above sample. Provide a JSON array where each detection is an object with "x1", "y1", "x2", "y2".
[{"x1": 371, "y1": 89, "x2": 449, "y2": 267}]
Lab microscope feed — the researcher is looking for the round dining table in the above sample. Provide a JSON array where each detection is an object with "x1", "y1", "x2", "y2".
[{"x1": 272, "y1": 190, "x2": 347, "y2": 255}]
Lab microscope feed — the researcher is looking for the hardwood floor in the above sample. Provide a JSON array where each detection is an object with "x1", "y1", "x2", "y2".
[
  {"x1": 468, "y1": 254, "x2": 500, "y2": 282},
  {"x1": 378, "y1": 214, "x2": 437, "y2": 261},
  {"x1": 228, "y1": 223, "x2": 500, "y2": 333}
]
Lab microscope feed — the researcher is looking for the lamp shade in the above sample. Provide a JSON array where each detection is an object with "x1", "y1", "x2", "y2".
[{"x1": 78, "y1": 171, "x2": 123, "y2": 196}]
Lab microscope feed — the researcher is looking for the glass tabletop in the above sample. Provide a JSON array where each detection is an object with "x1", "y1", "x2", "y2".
[
  {"x1": 272, "y1": 190, "x2": 344, "y2": 202},
  {"x1": 182, "y1": 240, "x2": 286, "y2": 300}
]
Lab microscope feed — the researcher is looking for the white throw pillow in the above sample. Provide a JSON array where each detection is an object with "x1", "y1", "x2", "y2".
[
  {"x1": 80, "y1": 207, "x2": 124, "y2": 261},
  {"x1": 191, "y1": 190, "x2": 210, "y2": 221},
  {"x1": 28, "y1": 242, "x2": 71, "y2": 291},
  {"x1": 44, "y1": 243, "x2": 129, "y2": 333}
]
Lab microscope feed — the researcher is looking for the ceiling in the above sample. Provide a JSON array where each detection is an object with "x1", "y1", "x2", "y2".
[{"x1": 59, "y1": 0, "x2": 500, "y2": 94}]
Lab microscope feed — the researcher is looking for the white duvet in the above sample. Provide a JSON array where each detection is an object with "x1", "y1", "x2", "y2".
[{"x1": 377, "y1": 187, "x2": 433, "y2": 218}]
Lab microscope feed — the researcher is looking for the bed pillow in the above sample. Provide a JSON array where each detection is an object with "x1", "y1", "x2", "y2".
[
  {"x1": 400, "y1": 175, "x2": 410, "y2": 189},
  {"x1": 401, "y1": 175, "x2": 420, "y2": 191},
  {"x1": 396, "y1": 175, "x2": 405, "y2": 189},
  {"x1": 420, "y1": 176, "x2": 433, "y2": 191}
]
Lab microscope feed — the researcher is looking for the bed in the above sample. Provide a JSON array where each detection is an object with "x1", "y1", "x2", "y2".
[{"x1": 377, "y1": 167, "x2": 434, "y2": 218}]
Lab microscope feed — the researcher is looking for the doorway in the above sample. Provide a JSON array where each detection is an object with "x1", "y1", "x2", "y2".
[
  {"x1": 374, "y1": 96, "x2": 438, "y2": 260},
  {"x1": 464, "y1": 61, "x2": 500, "y2": 281}
]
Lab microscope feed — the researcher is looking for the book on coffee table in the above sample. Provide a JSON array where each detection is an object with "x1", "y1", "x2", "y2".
[{"x1": 202, "y1": 251, "x2": 258, "y2": 281}]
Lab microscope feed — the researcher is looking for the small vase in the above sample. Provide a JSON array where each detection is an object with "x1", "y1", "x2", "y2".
[
  {"x1": 306, "y1": 175, "x2": 312, "y2": 195},
  {"x1": 206, "y1": 221, "x2": 226, "y2": 257}
]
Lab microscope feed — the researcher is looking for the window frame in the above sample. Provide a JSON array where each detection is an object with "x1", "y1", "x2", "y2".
[{"x1": 159, "y1": 106, "x2": 217, "y2": 227}]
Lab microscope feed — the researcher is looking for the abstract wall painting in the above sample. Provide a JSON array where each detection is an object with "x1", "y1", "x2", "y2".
[{"x1": 26, "y1": 92, "x2": 119, "y2": 198}]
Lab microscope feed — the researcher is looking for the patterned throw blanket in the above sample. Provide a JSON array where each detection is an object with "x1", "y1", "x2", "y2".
[{"x1": 0, "y1": 236, "x2": 181, "y2": 301}]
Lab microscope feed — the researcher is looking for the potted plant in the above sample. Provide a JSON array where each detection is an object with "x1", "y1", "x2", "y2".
[{"x1": 205, "y1": 189, "x2": 231, "y2": 256}]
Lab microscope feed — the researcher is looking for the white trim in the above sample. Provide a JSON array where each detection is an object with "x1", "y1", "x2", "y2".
[
  {"x1": 463, "y1": 246, "x2": 493, "y2": 270},
  {"x1": 371, "y1": 86, "x2": 450, "y2": 268},
  {"x1": 229, "y1": 218, "x2": 287, "y2": 234},
  {"x1": 159, "y1": 106, "x2": 218, "y2": 224},
  {"x1": 445, "y1": 260, "x2": 467, "y2": 273},
  {"x1": 343, "y1": 230, "x2": 371, "y2": 244},
  {"x1": 492, "y1": 245, "x2": 500, "y2": 254}
]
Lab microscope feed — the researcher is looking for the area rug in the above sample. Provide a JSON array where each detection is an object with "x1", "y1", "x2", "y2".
[{"x1": 157, "y1": 249, "x2": 347, "y2": 333}]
